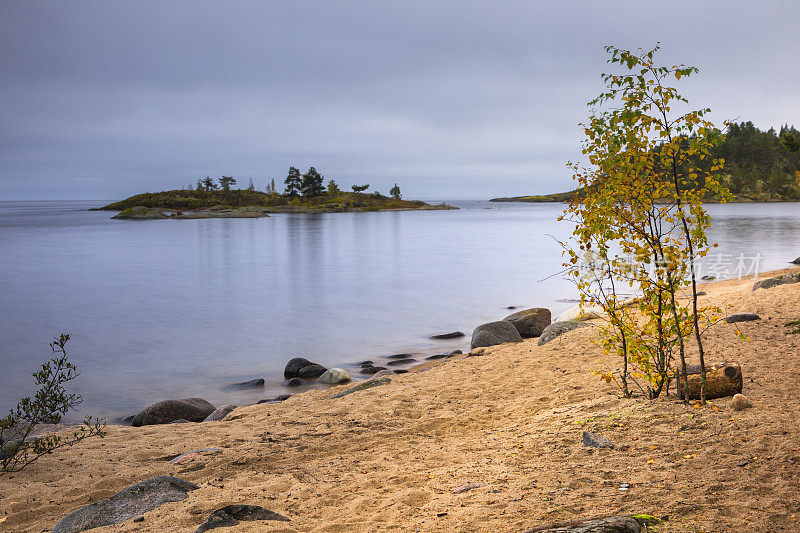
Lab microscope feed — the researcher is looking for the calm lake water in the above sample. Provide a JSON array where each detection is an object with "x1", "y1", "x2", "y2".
[{"x1": 1, "y1": 200, "x2": 798, "y2": 421}]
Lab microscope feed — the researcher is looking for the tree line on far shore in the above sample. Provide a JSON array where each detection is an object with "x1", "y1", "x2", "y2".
[{"x1": 190, "y1": 167, "x2": 403, "y2": 200}]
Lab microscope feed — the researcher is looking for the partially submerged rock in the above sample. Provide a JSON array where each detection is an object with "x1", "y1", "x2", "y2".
[
  {"x1": 317, "y1": 368, "x2": 352, "y2": 384},
  {"x1": 538, "y1": 321, "x2": 588, "y2": 346},
  {"x1": 222, "y1": 378, "x2": 264, "y2": 390},
  {"x1": 298, "y1": 364, "x2": 327, "y2": 379},
  {"x1": 131, "y1": 398, "x2": 215, "y2": 427},
  {"x1": 471, "y1": 320, "x2": 523, "y2": 348},
  {"x1": 52, "y1": 476, "x2": 199, "y2": 533},
  {"x1": 284, "y1": 377, "x2": 305, "y2": 387},
  {"x1": 330, "y1": 377, "x2": 391, "y2": 399},
  {"x1": 387, "y1": 358, "x2": 416, "y2": 366},
  {"x1": 284, "y1": 357, "x2": 316, "y2": 378},
  {"x1": 194, "y1": 505, "x2": 289, "y2": 532},
  {"x1": 430, "y1": 331, "x2": 465, "y2": 339},
  {"x1": 503, "y1": 307, "x2": 551, "y2": 337}
]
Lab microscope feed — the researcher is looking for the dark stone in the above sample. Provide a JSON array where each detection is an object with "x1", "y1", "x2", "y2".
[
  {"x1": 753, "y1": 272, "x2": 800, "y2": 291},
  {"x1": 503, "y1": 307, "x2": 552, "y2": 337},
  {"x1": 298, "y1": 364, "x2": 327, "y2": 379},
  {"x1": 696, "y1": 291, "x2": 707, "y2": 296},
  {"x1": 387, "y1": 358, "x2": 416, "y2": 366},
  {"x1": 330, "y1": 378, "x2": 391, "y2": 399},
  {"x1": 358, "y1": 360, "x2": 374, "y2": 366},
  {"x1": 429, "y1": 331, "x2": 465, "y2": 339},
  {"x1": 425, "y1": 352, "x2": 450, "y2": 360},
  {"x1": 121, "y1": 415, "x2": 134, "y2": 425},
  {"x1": 470, "y1": 320, "x2": 523, "y2": 349},
  {"x1": 275, "y1": 394, "x2": 292, "y2": 401},
  {"x1": 725, "y1": 313, "x2": 760, "y2": 323},
  {"x1": 195, "y1": 505, "x2": 289, "y2": 532},
  {"x1": 393, "y1": 369, "x2": 409, "y2": 374},
  {"x1": 447, "y1": 349, "x2": 463, "y2": 357},
  {"x1": 52, "y1": 476, "x2": 199, "y2": 533},
  {"x1": 505, "y1": 306, "x2": 518, "y2": 309},
  {"x1": 701, "y1": 275, "x2": 716, "y2": 280},
  {"x1": 538, "y1": 321, "x2": 589, "y2": 346},
  {"x1": 283, "y1": 357, "x2": 315, "y2": 378},
  {"x1": 223, "y1": 378, "x2": 264, "y2": 391},
  {"x1": 792, "y1": 257, "x2": 800, "y2": 265},
  {"x1": 359, "y1": 365, "x2": 386, "y2": 375},
  {"x1": 203, "y1": 405, "x2": 238, "y2": 422},
  {"x1": 133, "y1": 516, "x2": 144, "y2": 523},
  {"x1": 582, "y1": 430, "x2": 614, "y2": 449},
  {"x1": 387, "y1": 353, "x2": 415, "y2": 359},
  {"x1": 284, "y1": 377, "x2": 305, "y2": 387},
  {"x1": 131, "y1": 398, "x2": 215, "y2": 427}
]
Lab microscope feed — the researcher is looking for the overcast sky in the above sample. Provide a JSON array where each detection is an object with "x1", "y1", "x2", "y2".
[{"x1": 1, "y1": 1, "x2": 798, "y2": 200}]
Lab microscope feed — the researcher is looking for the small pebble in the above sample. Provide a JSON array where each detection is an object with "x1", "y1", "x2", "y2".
[
  {"x1": 731, "y1": 393, "x2": 753, "y2": 411},
  {"x1": 133, "y1": 515, "x2": 144, "y2": 523}
]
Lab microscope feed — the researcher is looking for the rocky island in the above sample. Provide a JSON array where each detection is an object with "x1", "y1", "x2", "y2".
[{"x1": 99, "y1": 188, "x2": 456, "y2": 219}]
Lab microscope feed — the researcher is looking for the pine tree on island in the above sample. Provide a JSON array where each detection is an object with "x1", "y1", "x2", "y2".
[
  {"x1": 219, "y1": 176, "x2": 237, "y2": 190},
  {"x1": 284, "y1": 167, "x2": 301, "y2": 196},
  {"x1": 301, "y1": 167, "x2": 324, "y2": 198}
]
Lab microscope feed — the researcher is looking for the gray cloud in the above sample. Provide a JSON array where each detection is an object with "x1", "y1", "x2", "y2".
[{"x1": 1, "y1": 1, "x2": 798, "y2": 199}]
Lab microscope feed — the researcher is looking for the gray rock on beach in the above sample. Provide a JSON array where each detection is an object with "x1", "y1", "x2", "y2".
[
  {"x1": 582, "y1": 430, "x2": 614, "y2": 449},
  {"x1": 284, "y1": 377, "x2": 305, "y2": 387},
  {"x1": 52, "y1": 476, "x2": 199, "y2": 533},
  {"x1": 131, "y1": 398, "x2": 215, "y2": 427},
  {"x1": 470, "y1": 320, "x2": 523, "y2": 348},
  {"x1": 317, "y1": 368, "x2": 352, "y2": 384},
  {"x1": 731, "y1": 393, "x2": 753, "y2": 411},
  {"x1": 203, "y1": 405, "x2": 238, "y2": 422},
  {"x1": 752, "y1": 272, "x2": 800, "y2": 290},
  {"x1": 503, "y1": 307, "x2": 551, "y2": 337},
  {"x1": 194, "y1": 505, "x2": 289, "y2": 532},
  {"x1": 330, "y1": 377, "x2": 391, "y2": 399},
  {"x1": 792, "y1": 257, "x2": 800, "y2": 265},
  {"x1": 537, "y1": 320, "x2": 589, "y2": 346},
  {"x1": 725, "y1": 313, "x2": 760, "y2": 323}
]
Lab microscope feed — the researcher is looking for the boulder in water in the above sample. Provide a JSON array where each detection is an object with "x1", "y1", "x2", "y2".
[
  {"x1": 298, "y1": 364, "x2": 327, "y2": 379},
  {"x1": 284, "y1": 357, "x2": 316, "y2": 378},
  {"x1": 317, "y1": 368, "x2": 352, "y2": 384},
  {"x1": 131, "y1": 398, "x2": 215, "y2": 427}
]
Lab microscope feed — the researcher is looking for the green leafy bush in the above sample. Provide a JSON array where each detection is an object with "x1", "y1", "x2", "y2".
[{"x1": 0, "y1": 334, "x2": 106, "y2": 473}]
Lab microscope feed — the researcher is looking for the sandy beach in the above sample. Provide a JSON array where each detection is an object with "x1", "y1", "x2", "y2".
[{"x1": 2, "y1": 267, "x2": 799, "y2": 532}]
